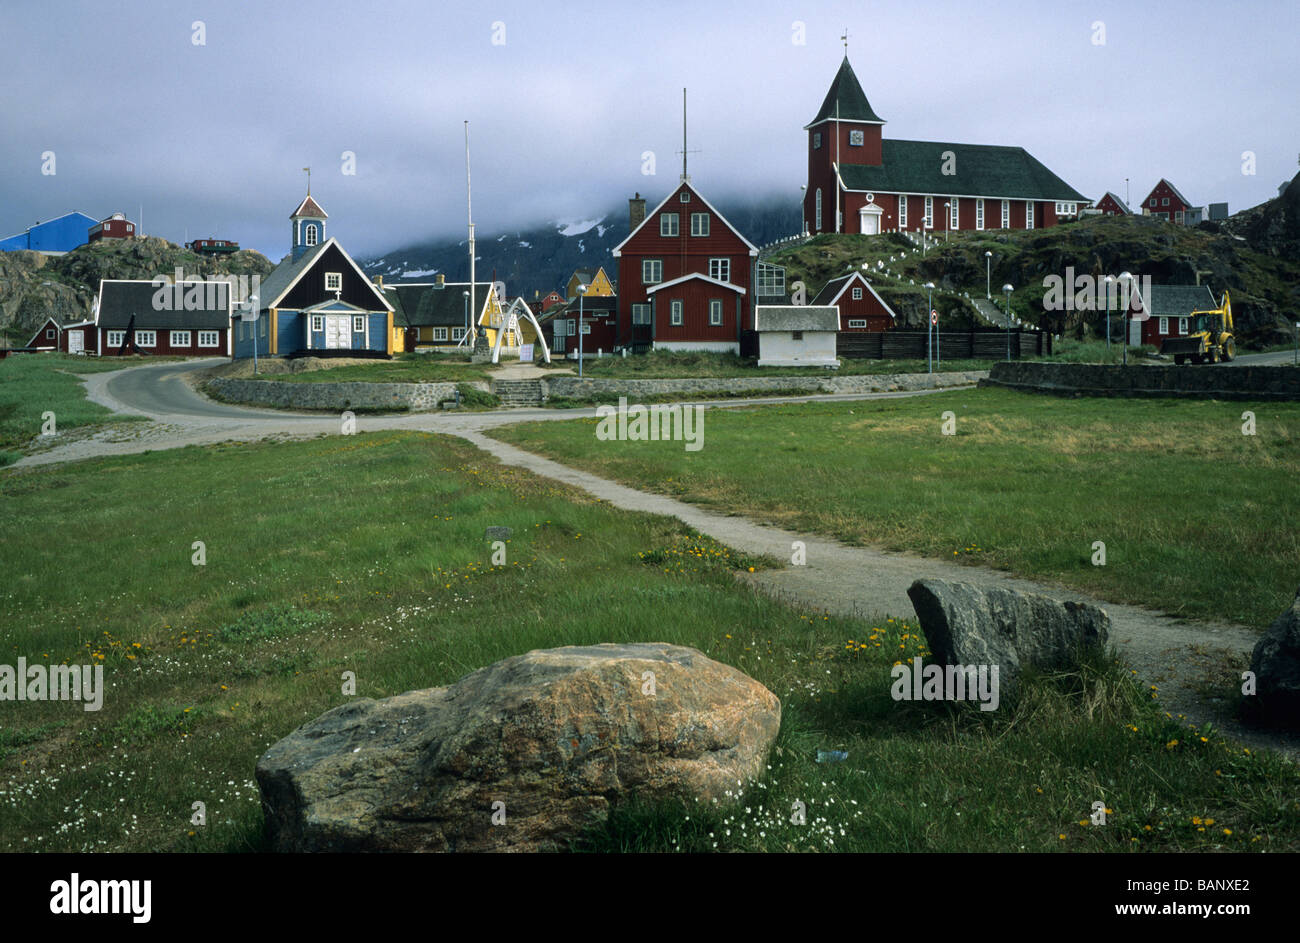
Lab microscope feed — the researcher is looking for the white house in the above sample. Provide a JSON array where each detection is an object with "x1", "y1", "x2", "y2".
[{"x1": 753, "y1": 305, "x2": 840, "y2": 367}]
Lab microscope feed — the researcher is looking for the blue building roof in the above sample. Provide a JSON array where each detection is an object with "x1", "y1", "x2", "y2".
[{"x1": 0, "y1": 212, "x2": 98, "y2": 254}]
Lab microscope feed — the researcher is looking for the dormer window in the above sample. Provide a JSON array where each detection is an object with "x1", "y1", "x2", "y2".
[
  {"x1": 305, "y1": 223, "x2": 318, "y2": 246},
  {"x1": 325, "y1": 272, "x2": 342, "y2": 292},
  {"x1": 849, "y1": 130, "x2": 864, "y2": 146}
]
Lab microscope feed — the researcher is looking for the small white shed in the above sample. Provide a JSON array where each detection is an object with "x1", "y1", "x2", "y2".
[{"x1": 753, "y1": 305, "x2": 840, "y2": 368}]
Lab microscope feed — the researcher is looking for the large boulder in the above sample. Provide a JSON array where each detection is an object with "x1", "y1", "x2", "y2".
[
  {"x1": 256, "y1": 643, "x2": 781, "y2": 852},
  {"x1": 906, "y1": 579, "x2": 1110, "y2": 697},
  {"x1": 1248, "y1": 587, "x2": 1300, "y2": 727}
]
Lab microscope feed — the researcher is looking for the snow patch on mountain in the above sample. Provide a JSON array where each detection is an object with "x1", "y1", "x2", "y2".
[{"x1": 558, "y1": 217, "x2": 605, "y2": 237}]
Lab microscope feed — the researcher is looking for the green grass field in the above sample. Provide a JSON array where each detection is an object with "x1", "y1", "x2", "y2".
[
  {"x1": 264, "y1": 352, "x2": 492, "y2": 384},
  {"x1": 0, "y1": 354, "x2": 147, "y2": 466},
  {"x1": 2, "y1": 430, "x2": 1297, "y2": 853},
  {"x1": 491, "y1": 387, "x2": 1300, "y2": 628}
]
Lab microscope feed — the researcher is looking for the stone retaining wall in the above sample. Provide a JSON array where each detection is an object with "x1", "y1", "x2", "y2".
[
  {"x1": 207, "y1": 377, "x2": 486, "y2": 411},
  {"x1": 981, "y1": 362, "x2": 1300, "y2": 400},
  {"x1": 542, "y1": 371, "x2": 986, "y2": 400}
]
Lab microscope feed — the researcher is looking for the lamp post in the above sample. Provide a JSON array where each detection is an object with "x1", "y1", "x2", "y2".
[
  {"x1": 1103, "y1": 275, "x2": 1114, "y2": 355},
  {"x1": 462, "y1": 291, "x2": 469, "y2": 347},
  {"x1": 577, "y1": 284, "x2": 587, "y2": 379},
  {"x1": 248, "y1": 294, "x2": 259, "y2": 375},
  {"x1": 984, "y1": 250, "x2": 992, "y2": 299},
  {"x1": 801, "y1": 184, "x2": 807, "y2": 236},
  {"x1": 943, "y1": 201, "x2": 950, "y2": 242},
  {"x1": 1002, "y1": 284, "x2": 1014, "y2": 360},
  {"x1": 1118, "y1": 271, "x2": 1133, "y2": 365},
  {"x1": 921, "y1": 226, "x2": 927, "y2": 258},
  {"x1": 925, "y1": 282, "x2": 935, "y2": 373}
]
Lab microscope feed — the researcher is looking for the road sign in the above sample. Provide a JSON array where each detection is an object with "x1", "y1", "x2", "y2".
[{"x1": 930, "y1": 310, "x2": 938, "y2": 326}]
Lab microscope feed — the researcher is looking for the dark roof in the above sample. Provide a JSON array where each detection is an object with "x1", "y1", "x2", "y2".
[
  {"x1": 385, "y1": 282, "x2": 494, "y2": 328},
  {"x1": 546, "y1": 295, "x2": 617, "y2": 319},
  {"x1": 291, "y1": 195, "x2": 328, "y2": 219},
  {"x1": 1137, "y1": 284, "x2": 1216, "y2": 318},
  {"x1": 97, "y1": 279, "x2": 230, "y2": 330},
  {"x1": 838, "y1": 139, "x2": 1087, "y2": 202},
  {"x1": 806, "y1": 57, "x2": 884, "y2": 127}
]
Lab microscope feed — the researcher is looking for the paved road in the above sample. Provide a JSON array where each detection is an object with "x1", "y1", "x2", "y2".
[{"x1": 1225, "y1": 349, "x2": 1298, "y2": 367}]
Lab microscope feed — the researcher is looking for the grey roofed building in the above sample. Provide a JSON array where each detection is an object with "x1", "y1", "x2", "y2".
[
  {"x1": 838, "y1": 139, "x2": 1088, "y2": 202},
  {"x1": 384, "y1": 281, "x2": 496, "y2": 328},
  {"x1": 1209, "y1": 202, "x2": 1229, "y2": 220},
  {"x1": 754, "y1": 305, "x2": 840, "y2": 332},
  {"x1": 96, "y1": 278, "x2": 231, "y2": 330},
  {"x1": 1134, "y1": 284, "x2": 1216, "y2": 317},
  {"x1": 254, "y1": 240, "x2": 328, "y2": 312}
]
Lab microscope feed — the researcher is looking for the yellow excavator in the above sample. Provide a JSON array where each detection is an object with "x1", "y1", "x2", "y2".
[{"x1": 1162, "y1": 290, "x2": 1235, "y2": 364}]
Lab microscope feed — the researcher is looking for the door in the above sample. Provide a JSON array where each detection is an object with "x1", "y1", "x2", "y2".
[
  {"x1": 326, "y1": 315, "x2": 349, "y2": 349},
  {"x1": 67, "y1": 330, "x2": 83, "y2": 355}
]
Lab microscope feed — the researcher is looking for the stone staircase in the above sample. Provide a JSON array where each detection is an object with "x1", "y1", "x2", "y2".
[
  {"x1": 491, "y1": 378, "x2": 545, "y2": 407},
  {"x1": 972, "y1": 296, "x2": 1013, "y2": 328}
]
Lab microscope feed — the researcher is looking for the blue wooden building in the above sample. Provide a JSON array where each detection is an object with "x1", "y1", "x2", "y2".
[
  {"x1": 0, "y1": 211, "x2": 98, "y2": 254},
  {"x1": 233, "y1": 193, "x2": 393, "y2": 359}
]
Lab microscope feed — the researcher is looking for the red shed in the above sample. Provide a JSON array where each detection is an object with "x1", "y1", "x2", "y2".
[
  {"x1": 88, "y1": 213, "x2": 136, "y2": 242},
  {"x1": 613, "y1": 178, "x2": 757, "y2": 352},
  {"x1": 811, "y1": 271, "x2": 897, "y2": 331},
  {"x1": 24, "y1": 317, "x2": 61, "y2": 351},
  {"x1": 58, "y1": 320, "x2": 99, "y2": 355},
  {"x1": 1095, "y1": 192, "x2": 1132, "y2": 216}
]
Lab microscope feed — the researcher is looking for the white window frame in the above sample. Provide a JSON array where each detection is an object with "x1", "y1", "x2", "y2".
[
  {"x1": 46, "y1": 328, "x2": 56, "y2": 340},
  {"x1": 847, "y1": 319, "x2": 867, "y2": 328},
  {"x1": 815, "y1": 189, "x2": 823, "y2": 230},
  {"x1": 107, "y1": 330, "x2": 125, "y2": 348},
  {"x1": 1158, "y1": 317, "x2": 1169, "y2": 335},
  {"x1": 670, "y1": 300, "x2": 683, "y2": 326},
  {"x1": 580, "y1": 322, "x2": 592, "y2": 334},
  {"x1": 305, "y1": 223, "x2": 318, "y2": 246},
  {"x1": 433, "y1": 327, "x2": 448, "y2": 341},
  {"x1": 898, "y1": 194, "x2": 907, "y2": 228},
  {"x1": 566, "y1": 319, "x2": 576, "y2": 335},
  {"x1": 136, "y1": 330, "x2": 156, "y2": 348},
  {"x1": 451, "y1": 327, "x2": 466, "y2": 341},
  {"x1": 631, "y1": 304, "x2": 651, "y2": 325},
  {"x1": 642, "y1": 259, "x2": 662, "y2": 284},
  {"x1": 679, "y1": 191, "x2": 691, "y2": 203},
  {"x1": 852, "y1": 287, "x2": 863, "y2": 300},
  {"x1": 950, "y1": 197, "x2": 959, "y2": 231},
  {"x1": 975, "y1": 198, "x2": 984, "y2": 231},
  {"x1": 1162, "y1": 197, "x2": 1169, "y2": 206},
  {"x1": 924, "y1": 196, "x2": 933, "y2": 229},
  {"x1": 708, "y1": 299, "x2": 722, "y2": 326},
  {"x1": 352, "y1": 316, "x2": 365, "y2": 333},
  {"x1": 198, "y1": 331, "x2": 220, "y2": 347},
  {"x1": 325, "y1": 272, "x2": 342, "y2": 292},
  {"x1": 690, "y1": 213, "x2": 709, "y2": 236},
  {"x1": 849, "y1": 129, "x2": 864, "y2": 146},
  {"x1": 660, "y1": 213, "x2": 679, "y2": 237},
  {"x1": 1001, "y1": 199, "x2": 1010, "y2": 229},
  {"x1": 709, "y1": 258, "x2": 730, "y2": 283},
  {"x1": 311, "y1": 315, "x2": 324, "y2": 333},
  {"x1": 1026, "y1": 202, "x2": 1035, "y2": 229},
  {"x1": 1178, "y1": 317, "x2": 1188, "y2": 335},
  {"x1": 170, "y1": 330, "x2": 191, "y2": 347}
]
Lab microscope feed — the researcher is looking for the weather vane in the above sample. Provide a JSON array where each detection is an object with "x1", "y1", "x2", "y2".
[{"x1": 842, "y1": 28, "x2": 849, "y2": 54}]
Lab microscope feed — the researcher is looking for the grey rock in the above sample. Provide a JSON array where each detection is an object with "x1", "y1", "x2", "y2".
[
  {"x1": 907, "y1": 578, "x2": 1110, "y2": 696},
  {"x1": 1248, "y1": 587, "x2": 1300, "y2": 727}
]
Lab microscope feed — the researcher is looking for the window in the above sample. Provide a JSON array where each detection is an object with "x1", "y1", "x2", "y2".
[
  {"x1": 259, "y1": 318, "x2": 267, "y2": 337},
  {"x1": 756, "y1": 261, "x2": 785, "y2": 297},
  {"x1": 1159, "y1": 317, "x2": 1169, "y2": 334},
  {"x1": 566, "y1": 319, "x2": 576, "y2": 336},
  {"x1": 433, "y1": 327, "x2": 448, "y2": 341},
  {"x1": 107, "y1": 331, "x2": 124, "y2": 348},
  {"x1": 1175, "y1": 211, "x2": 1184, "y2": 225},
  {"x1": 852, "y1": 287, "x2": 863, "y2": 300},
  {"x1": 709, "y1": 300, "x2": 723, "y2": 326},
  {"x1": 1178, "y1": 318, "x2": 1188, "y2": 335},
  {"x1": 580, "y1": 322, "x2": 592, "y2": 334},
  {"x1": 1026, "y1": 202, "x2": 1035, "y2": 229},
  {"x1": 352, "y1": 316, "x2": 365, "y2": 333},
  {"x1": 847, "y1": 319, "x2": 867, "y2": 328},
  {"x1": 791, "y1": 331, "x2": 803, "y2": 341},
  {"x1": 137, "y1": 330, "x2": 156, "y2": 347},
  {"x1": 305, "y1": 223, "x2": 318, "y2": 246},
  {"x1": 1150, "y1": 198, "x2": 1158, "y2": 208},
  {"x1": 170, "y1": 330, "x2": 191, "y2": 347},
  {"x1": 950, "y1": 197, "x2": 959, "y2": 230},
  {"x1": 670, "y1": 300, "x2": 683, "y2": 326},
  {"x1": 691, "y1": 213, "x2": 710, "y2": 236},
  {"x1": 709, "y1": 258, "x2": 729, "y2": 283},
  {"x1": 311, "y1": 315, "x2": 324, "y2": 333},
  {"x1": 660, "y1": 213, "x2": 679, "y2": 236},
  {"x1": 198, "y1": 331, "x2": 219, "y2": 347},
  {"x1": 1001, "y1": 199, "x2": 1010, "y2": 229},
  {"x1": 849, "y1": 130, "x2": 864, "y2": 146},
  {"x1": 642, "y1": 259, "x2": 662, "y2": 284},
  {"x1": 46, "y1": 328, "x2": 55, "y2": 339},
  {"x1": 924, "y1": 196, "x2": 933, "y2": 229},
  {"x1": 452, "y1": 327, "x2": 466, "y2": 341},
  {"x1": 815, "y1": 189, "x2": 823, "y2": 230},
  {"x1": 1162, "y1": 197, "x2": 1169, "y2": 206},
  {"x1": 813, "y1": 132, "x2": 822, "y2": 149},
  {"x1": 898, "y1": 195, "x2": 907, "y2": 228},
  {"x1": 976, "y1": 198, "x2": 984, "y2": 231},
  {"x1": 679, "y1": 191, "x2": 691, "y2": 202},
  {"x1": 632, "y1": 304, "x2": 651, "y2": 325},
  {"x1": 325, "y1": 272, "x2": 342, "y2": 291}
]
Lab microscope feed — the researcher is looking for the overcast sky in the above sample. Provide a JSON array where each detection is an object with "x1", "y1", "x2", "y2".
[{"x1": 2, "y1": 0, "x2": 1296, "y2": 260}]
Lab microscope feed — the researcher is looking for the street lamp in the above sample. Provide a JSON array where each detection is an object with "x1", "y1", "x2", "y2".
[
  {"x1": 924, "y1": 282, "x2": 936, "y2": 373},
  {"x1": 577, "y1": 284, "x2": 587, "y2": 379},
  {"x1": 1103, "y1": 275, "x2": 1114, "y2": 355},
  {"x1": 248, "y1": 293, "x2": 259, "y2": 375},
  {"x1": 1118, "y1": 272, "x2": 1133, "y2": 365},
  {"x1": 801, "y1": 184, "x2": 807, "y2": 236},
  {"x1": 1002, "y1": 284, "x2": 1014, "y2": 360},
  {"x1": 943, "y1": 201, "x2": 950, "y2": 242},
  {"x1": 984, "y1": 250, "x2": 992, "y2": 299}
]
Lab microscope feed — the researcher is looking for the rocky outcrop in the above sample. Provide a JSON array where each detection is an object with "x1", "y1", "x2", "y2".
[
  {"x1": 1248, "y1": 587, "x2": 1300, "y2": 728},
  {"x1": 907, "y1": 579, "x2": 1110, "y2": 696},
  {"x1": 256, "y1": 643, "x2": 781, "y2": 852}
]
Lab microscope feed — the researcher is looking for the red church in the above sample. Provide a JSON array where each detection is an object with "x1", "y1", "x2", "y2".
[
  {"x1": 613, "y1": 179, "x2": 758, "y2": 353},
  {"x1": 803, "y1": 56, "x2": 1089, "y2": 236}
]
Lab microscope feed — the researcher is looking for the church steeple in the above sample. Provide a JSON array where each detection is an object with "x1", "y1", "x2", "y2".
[
  {"x1": 805, "y1": 56, "x2": 885, "y2": 128},
  {"x1": 290, "y1": 193, "x2": 328, "y2": 261}
]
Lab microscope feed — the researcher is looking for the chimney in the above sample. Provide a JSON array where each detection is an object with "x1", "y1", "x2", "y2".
[
  {"x1": 436, "y1": 273, "x2": 445, "y2": 287},
  {"x1": 629, "y1": 193, "x2": 646, "y2": 232}
]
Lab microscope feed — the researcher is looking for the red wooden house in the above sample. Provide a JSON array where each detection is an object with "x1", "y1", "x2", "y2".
[
  {"x1": 1095, "y1": 192, "x2": 1132, "y2": 216},
  {"x1": 24, "y1": 316, "x2": 99, "y2": 354},
  {"x1": 803, "y1": 56, "x2": 1088, "y2": 236},
  {"x1": 95, "y1": 278, "x2": 232, "y2": 356},
  {"x1": 24, "y1": 317, "x2": 61, "y2": 351},
  {"x1": 1140, "y1": 180, "x2": 1193, "y2": 223},
  {"x1": 544, "y1": 295, "x2": 617, "y2": 354},
  {"x1": 1128, "y1": 284, "x2": 1216, "y2": 348},
  {"x1": 810, "y1": 271, "x2": 897, "y2": 331},
  {"x1": 88, "y1": 213, "x2": 136, "y2": 242},
  {"x1": 531, "y1": 290, "x2": 565, "y2": 314},
  {"x1": 613, "y1": 179, "x2": 758, "y2": 352}
]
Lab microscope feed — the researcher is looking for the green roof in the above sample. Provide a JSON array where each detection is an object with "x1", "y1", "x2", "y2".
[
  {"x1": 806, "y1": 57, "x2": 884, "y2": 127},
  {"x1": 385, "y1": 282, "x2": 493, "y2": 328},
  {"x1": 838, "y1": 139, "x2": 1087, "y2": 202}
]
